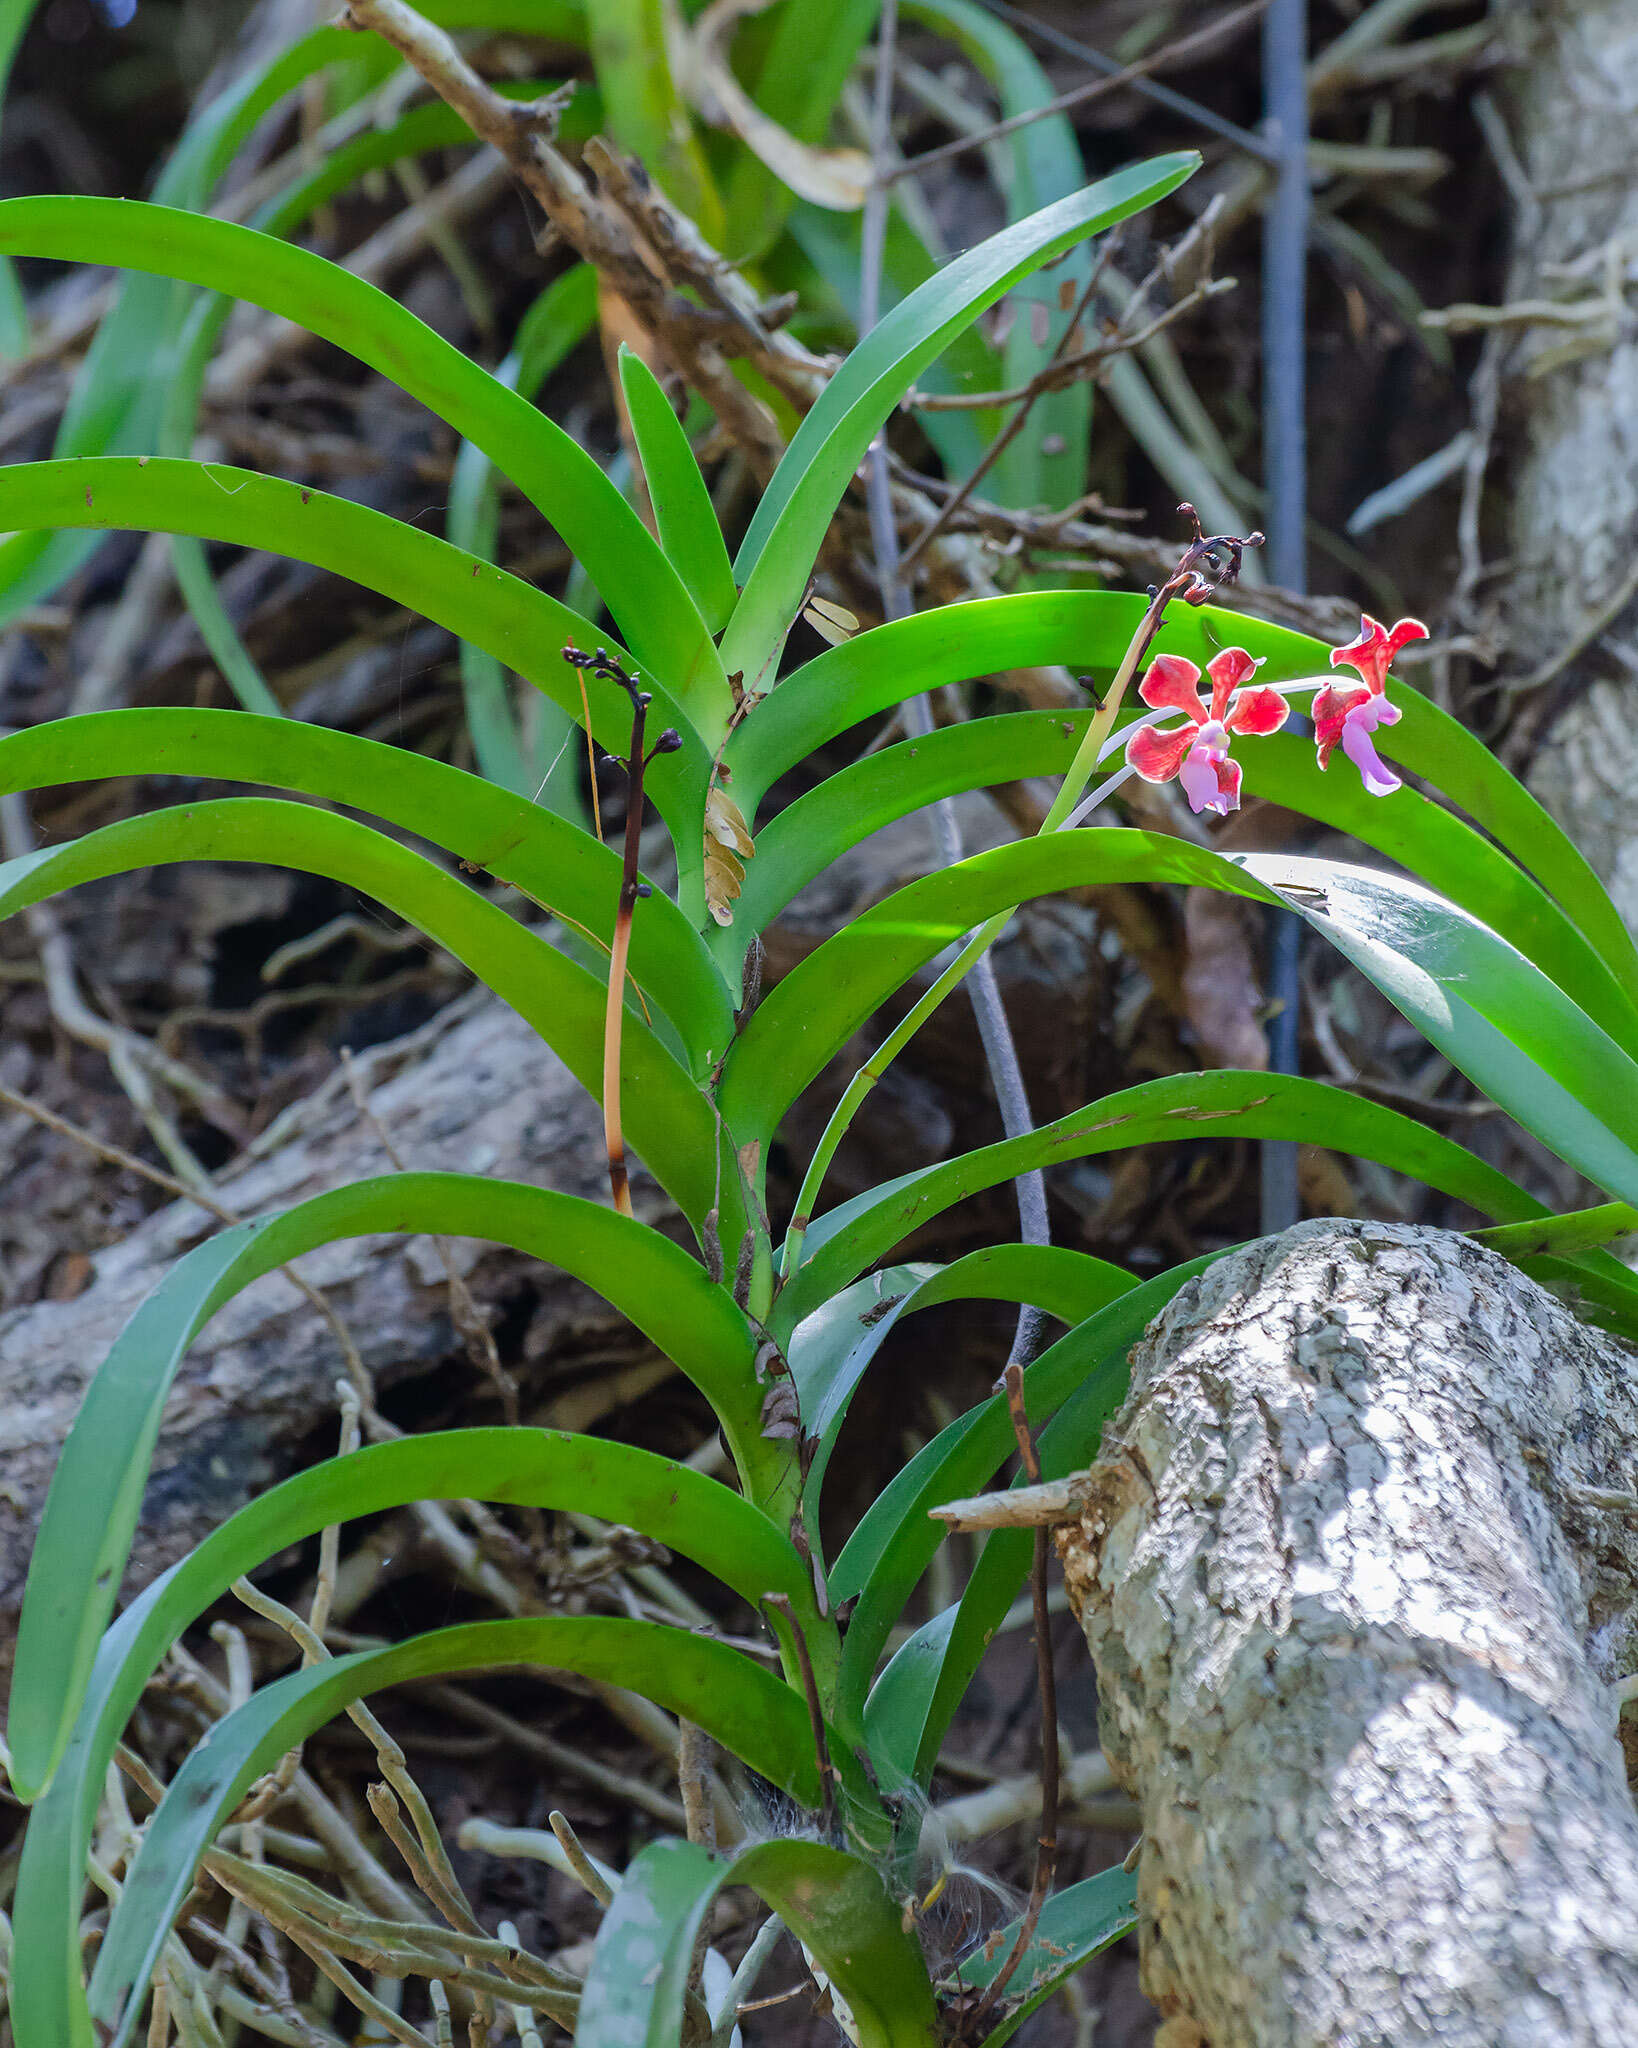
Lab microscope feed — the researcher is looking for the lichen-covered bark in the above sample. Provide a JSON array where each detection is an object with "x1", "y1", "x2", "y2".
[
  {"x1": 1498, "y1": 2, "x2": 1638, "y2": 919},
  {"x1": 1057, "y1": 1220, "x2": 1638, "y2": 2047}
]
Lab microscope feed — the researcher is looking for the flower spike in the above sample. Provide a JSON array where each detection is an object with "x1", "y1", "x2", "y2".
[
  {"x1": 1312, "y1": 614, "x2": 1427, "y2": 797},
  {"x1": 1124, "y1": 647, "x2": 1291, "y2": 817}
]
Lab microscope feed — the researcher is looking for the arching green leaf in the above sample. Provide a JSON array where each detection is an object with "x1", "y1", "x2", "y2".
[
  {"x1": 7, "y1": 1174, "x2": 764, "y2": 1805},
  {"x1": 722, "y1": 158, "x2": 1198, "y2": 693},
  {"x1": 620, "y1": 345, "x2": 741, "y2": 634},
  {"x1": 0, "y1": 798, "x2": 723, "y2": 1224},
  {"x1": 78, "y1": 1621, "x2": 878, "y2": 2048},
  {"x1": 580, "y1": 1836, "x2": 937, "y2": 2048},
  {"x1": 0, "y1": 712, "x2": 733, "y2": 1065},
  {"x1": 0, "y1": 199, "x2": 727, "y2": 721}
]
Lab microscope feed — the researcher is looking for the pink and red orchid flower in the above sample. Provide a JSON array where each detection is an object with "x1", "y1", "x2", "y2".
[
  {"x1": 1124, "y1": 648, "x2": 1291, "y2": 817},
  {"x1": 1312, "y1": 614, "x2": 1427, "y2": 797}
]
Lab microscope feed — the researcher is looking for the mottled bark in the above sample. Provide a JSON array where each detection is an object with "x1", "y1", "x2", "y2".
[
  {"x1": 1057, "y1": 1219, "x2": 1638, "y2": 2048},
  {"x1": 1497, "y1": 3, "x2": 1638, "y2": 920}
]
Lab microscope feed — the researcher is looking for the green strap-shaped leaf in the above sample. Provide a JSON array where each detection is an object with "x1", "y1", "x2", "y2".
[
  {"x1": 0, "y1": 457, "x2": 711, "y2": 853},
  {"x1": 725, "y1": 830, "x2": 1283, "y2": 1140},
  {"x1": 0, "y1": 4, "x2": 587, "y2": 616},
  {"x1": 952, "y1": 1867, "x2": 1137, "y2": 2044},
  {"x1": 788, "y1": 1246, "x2": 1133, "y2": 1576},
  {"x1": 619, "y1": 346, "x2": 741, "y2": 634},
  {"x1": 590, "y1": 0, "x2": 725, "y2": 241},
  {"x1": 580, "y1": 1837, "x2": 938, "y2": 2048},
  {"x1": 723, "y1": 590, "x2": 1638, "y2": 1002},
  {"x1": 1244, "y1": 852, "x2": 1638, "y2": 1207},
  {"x1": 777, "y1": 1069, "x2": 1546, "y2": 1338},
  {"x1": 451, "y1": 263, "x2": 600, "y2": 796},
  {"x1": 158, "y1": 93, "x2": 603, "y2": 730},
  {"x1": 72, "y1": 1621, "x2": 877, "y2": 2048},
  {"x1": 728, "y1": 832, "x2": 1638, "y2": 1199},
  {"x1": 833, "y1": 1259, "x2": 1219, "y2": 1718},
  {"x1": 0, "y1": 197, "x2": 729, "y2": 722},
  {"x1": 721, "y1": 157, "x2": 1199, "y2": 691},
  {"x1": 0, "y1": 710, "x2": 733, "y2": 1063},
  {"x1": 7, "y1": 1174, "x2": 766, "y2": 1806},
  {"x1": 903, "y1": 0, "x2": 1092, "y2": 511},
  {"x1": 735, "y1": 712, "x2": 1638, "y2": 1054},
  {"x1": 10, "y1": 1429, "x2": 818, "y2": 2048},
  {"x1": 0, "y1": 797, "x2": 726, "y2": 1226}
]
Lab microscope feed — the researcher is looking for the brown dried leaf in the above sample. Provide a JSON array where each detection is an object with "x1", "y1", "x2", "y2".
[
  {"x1": 704, "y1": 787, "x2": 754, "y2": 925},
  {"x1": 802, "y1": 595, "x2": 859, "y2": 646}
]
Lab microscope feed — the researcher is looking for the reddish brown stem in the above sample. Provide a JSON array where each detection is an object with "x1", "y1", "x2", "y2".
[
  {"x1": 564, "y1": 646, "x2": 678, "y2": 1220},
  {"x1": 962, "y1": 1365, "x2": 1059, "y2": 2040}
]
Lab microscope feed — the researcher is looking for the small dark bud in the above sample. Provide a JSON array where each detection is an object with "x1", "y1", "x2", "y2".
[
  {"x1": 655, "y1": 728, "x2": 683, "y2": 753},
  {"x1": 635, "y1": 881, "x2": 653, "y2": 898},
  {"x1": 637, "y1": 690, "x2": 652, "y2": 708}
]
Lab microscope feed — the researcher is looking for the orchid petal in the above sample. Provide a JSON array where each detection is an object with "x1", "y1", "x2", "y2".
[
  {"x1": 1312, "y1": 682, "x2": 1369, "y2": 770},
  {"x1": 1177, "y1": 744, "x2": 1224, "y2": 814},
  {"x1": 1126, "y1": 721, "x2": 1196, "y2": 783},
  {"x1": 1204, "y1": 647, "x2": 1258, "y2": 720},
  {"x1": 1224, "y1": 685, "x2": 1291, "y2": 738},
  {"x1": 1330, "y1": 613, "x2": 1428, "y2": 695},
  {"x1": 1341, "y1": 711, "x2": 1402, "y2": 797},
  {"x1": 1137, "y1": 653, "x2": 1206, "y2": 723}
]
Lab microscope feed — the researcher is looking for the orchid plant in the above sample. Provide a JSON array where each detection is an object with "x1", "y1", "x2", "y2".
[{"x1": 3, "y1": 9, "x2": 1638, "y2": 2048}]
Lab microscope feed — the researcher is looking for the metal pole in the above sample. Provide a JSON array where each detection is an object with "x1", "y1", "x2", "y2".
[{"x1": 1260, "y1": 0, "x2": 1309, "y2": 1237}]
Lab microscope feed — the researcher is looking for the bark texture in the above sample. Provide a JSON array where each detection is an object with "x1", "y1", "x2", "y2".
[
  {"x1": 1057, "y1": 1218, "x2": 1638, "y2": 2048},
  {"x1": 1498, "y1": 2, "x2": 1638, "y2": 918}
]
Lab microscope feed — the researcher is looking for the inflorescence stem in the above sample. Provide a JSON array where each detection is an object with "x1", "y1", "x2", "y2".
[{"x1": 563, "y1": 646, "x2": 680, "y2": 1220}]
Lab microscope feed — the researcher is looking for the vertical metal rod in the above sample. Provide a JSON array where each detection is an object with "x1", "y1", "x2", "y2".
[
  {"x1": 860, "y1": 0, "x2": 1048, "y2": 1363},
  {"x1": 1260, "y1": 0, "x2": 1308, "y2": 1239}
]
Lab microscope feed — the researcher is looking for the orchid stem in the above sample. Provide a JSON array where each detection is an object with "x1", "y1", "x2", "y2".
[
  {"x1": 565, "y1": 645, "x2": 680, "y2": 1221},
  {"x1": 782, "y1": 513, "x2": 1262, "y2": 1281}
]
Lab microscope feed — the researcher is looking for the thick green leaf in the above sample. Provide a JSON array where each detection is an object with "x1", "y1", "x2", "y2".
[
  {"x1": 954, "y1": 1867, "x2": 1137, "y2": 2044},
  {"x1": 832, "y1": 1259, "x2": 1219, "y2": 1717},
  {"x1": 0, "y1": 712, "x2": 733, "y2": 1065},
  {"x1": 0, "y1": 457, "x2": 711, "y2": 856},
  {"x1": 720, "y1": 0, "x2": 882, "y2": 257},
  {"x1": 788, "y1": 1245, "x2": 1133, "y2": 1572},
  {"x1": 730, "y1": 827, "x2": 1638, "y2": 1202},
  {"x1": 157, "y1": 91, "x2": 604, "y2": 726},
  {"x1": 784, "y1": 200, "x2": 998, "y2": 479},
  {"x1": 10, "y1": 1429, "x2": 819, "y2": 2048},
  {"x1": 1245, "y1": 853, "x2": 1638, "y2": 1209},
  {"x1": 722, "y1": 158, "x2": 1199, "y2": 691},
  {"x1": 1471, "y1": 1203, "x2": 1638, "y2": 1259},
  {"x1": 581, "y1": 1836, "x2": 938, "y2": 2048},
  {"x1": 0, "y1": 797, "x2": 725, "y2": 1225},
  {"x1": 725, "y1": 830, "x2": 1284, "y2": 1142},
  {"x1": 778, "y1": 1068, "x2": 1544, "y2": 1339},
  {"x1": 590, "y1": 0, "x2": 724, "y2": 240},
  {"x1": 904, "y1": 0, "x2": 1092, "y2": 510},
  {"x1": 7, "y1": 1172, "x2": 767, "y2": 1805},
  {"x1": 734, "y1": 712, "x2": 1637, "y2": 1054},
  {"x1": 722, "y1": 591, "x2": 1638, "y2": 1009},
  {"x1": 619, "y1": 346, "x2": 740, "y2": 634},
  {"x1": 0, "y1": 198, "x2": 729, "y2": 721},
  {"x1": 81, "y1": 1621, "x2": 878, "y2": 2048}
]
